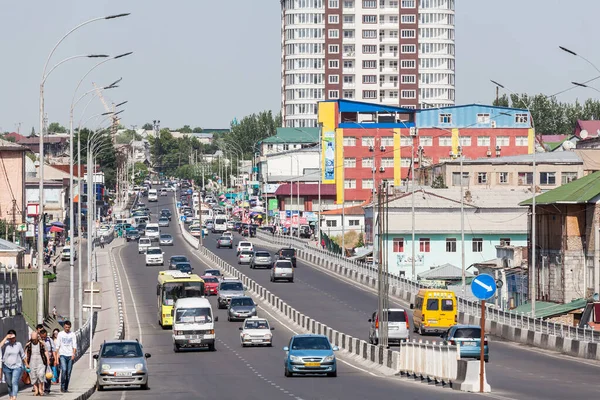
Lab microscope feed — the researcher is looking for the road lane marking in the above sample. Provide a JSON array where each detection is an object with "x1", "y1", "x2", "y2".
[{"x1": 117, "y1": 246, "x2": 143, "y2": 344}]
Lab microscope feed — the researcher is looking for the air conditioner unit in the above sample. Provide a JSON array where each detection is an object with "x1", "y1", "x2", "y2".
[
  {"x1": 379, "y1": 166, "x2": 385, "y2": 173},
  {"x1": 409, "y1": 127, "x2": 417, "y2": 137},
  {"x1": 369, "y1": 145, "x2": 374, "y2": 152},
  {"x1": 380, "y1": 145, "x2": 385, "y2": 152},
  {"x1": 486, "y1": 148, "x2": 492, "y2": 157},
  {"x1": 491, "y1": 121, "x2": 496, "y2": 128},
  {"x1": 418, "y1": 145, "x2": 423, "y2": 152},
  {"x1": 449, "y1": 150, "x2": 454, "y2": 156}
]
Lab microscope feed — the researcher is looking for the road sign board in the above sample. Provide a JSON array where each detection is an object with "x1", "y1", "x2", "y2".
[
  {"x1": 176, "y1": 202, "x2": 181, "y2": 208},
  {"x1": 471, "y1": 274, "x2": 497, "y2": 301},
  {"x1": 180, "y1": 215, "x2": 186, "y2": 222},
  {"x1": 17, "y1": 224, "x2": 27, "y2": 232}
]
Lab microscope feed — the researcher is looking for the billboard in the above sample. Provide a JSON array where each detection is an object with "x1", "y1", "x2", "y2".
[{"x1": 323, "y1": 131, "x2": 335, "y2": 184}]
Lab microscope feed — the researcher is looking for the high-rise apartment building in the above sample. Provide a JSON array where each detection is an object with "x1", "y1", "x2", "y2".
[{"x1": 281, "y1": 0, "x2": 455, "y2": 128}]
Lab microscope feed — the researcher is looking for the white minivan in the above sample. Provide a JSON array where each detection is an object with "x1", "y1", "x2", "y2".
[
  {"x1": 148, "y1": 189, "x2": 158, "y2": 202},
  {"x1": 172, "y1": 297, "x2": 217, "y2": 352},
  {"x1": 145, "y1": 223, "x2": 160, "y2": 241}
]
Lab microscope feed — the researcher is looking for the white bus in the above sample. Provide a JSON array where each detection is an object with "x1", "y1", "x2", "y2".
[
  {"x1": 198, "y1": 208, "x2": 213, "y2": 224},
  {"x1": 148, "y1": 188, "x2": 158, "y2": 202}
]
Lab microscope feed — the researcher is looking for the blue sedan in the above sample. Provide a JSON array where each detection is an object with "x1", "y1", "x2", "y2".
[
  {"x1": 283, "y1": 334, "x2": 338, "y2": 377},
  {"x1": 441, "y1": 324, "x2": 489, "y2": 362}
]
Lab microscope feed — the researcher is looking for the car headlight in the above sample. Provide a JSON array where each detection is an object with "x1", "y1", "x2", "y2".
[
  {"x1": 289, "y1": 355, "x2": 302, "y2": 362},
  {"x1": 265, "y1": 333, "x2": 272, "y2": 338},
  {"x1": 134, "y1": 363, "x2": 144, "y2": 370},
  {"x1": 251, "y1": 308, "x2": 256, "y2": 313},
  {"x1": 101, "y1": 364, "x2": 111, "y2": 371},
  {"x1": 323, "y1": 355, "x2": 335, "y2": 363}
]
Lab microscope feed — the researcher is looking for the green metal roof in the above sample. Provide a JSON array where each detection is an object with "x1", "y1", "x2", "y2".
[
  {"x1": 260, "y1": 127, "x2": 319, "y2": 144},
  {"x1": 511, "y1": 298, "x2": 587, "y2": 319},
  {"x1": 520, "y1": 171, "x2": 600, "y2": 206}
]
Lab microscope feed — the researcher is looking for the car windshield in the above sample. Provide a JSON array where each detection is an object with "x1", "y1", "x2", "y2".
[
  {"x1": 139, "y1": 239, "x2": 150, "y2": 245},
  {"x1": 162, "y1": 282, "x2": 205, "y2": 306},
  {"x1": 63, "y1": 248, "x2": 70, "y2": 254},
  {"x1": 101, "y1": 343, "x2": 143, "y2": 358},
  {"x1": 454, "y1": 328, "x2": 481, "y2": 339},
  {"x1": 291, "y1": 337, "x2": 331, "y2": 350},
  {"x1": 219, "y1": 237, "x2": 230, "y2": 241},
  {"x1": 387, "y1": 311, "x2": 406, "y2": 322},
  {"x1": 276, "y1": 261, "x2": 293, "y2": 268},
  {"x1": 176, "y1": 263, "x2": 192, "y2": 273},
  {"x1": 160, "y1": 234, "x2": 172, "y2": 239},
  {"x1": 146, "y1": 226, "x2": 159, "y2": 233},
  {"x1": 160, "y1": 218, "x2": 169, "y2": 221},
  {"x1": 202, "y1": 276, "x2": 219, "y2": 283},
  {"x1": 161, "y1": 209, "x2": 170, "y2": 214},
  {"x1": 241, "y1": 251, "x2": 253, "y2": 256},
  {"x1": 280, "y1": 249, "x2": 295, "y2": 257},
  {"x1": 175, "y1": 307, "x2": 212, "y2": 323},
  {"x1": 220, "y1": 282, "x2": 243, "y2": 291},
  {"x1": 231, "y1": 298, "x2": 254, "y2": 306},
  {"x1": 245, "y1": 320, "x2": 269, "y2": 329},
  {"x1": 255, "y1": 252, "x2": 270, "y2": 257},
  {"x1": 239, "y1": 242, "x2": 251, "y2": 247},
  {"x1": 147, "y1": 248, "x2": 162, "y2": 255},
  {"x1": 170, "y1": 256, "x2": 188, "y2": 264},
  {"x1": 205, "y1": 270, "x2": 221, "y2": 276},
  {"x1": 138, "y1": 224, "x2": 147, "y2": 229},
  {"x1": 215, "y1": 219, "x2": 226, "y2": 224}
]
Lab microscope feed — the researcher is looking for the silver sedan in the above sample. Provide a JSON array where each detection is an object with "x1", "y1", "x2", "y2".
[
  {"x1": 159, "y1": 234, "x2": 174, "y2": 246},
  {"x1": 250, "y1": 251, "x2": 272, "y2": 269}
]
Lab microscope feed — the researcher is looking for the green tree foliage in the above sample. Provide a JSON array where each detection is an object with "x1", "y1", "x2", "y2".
[
  {"x1": 131, "y1": 162, "x2": 149, "y2": 184},
  {"x1": 492, "y1": 94, "x2": 600, "y2": 135},
  {"x1": 227, "y1": 110, "x2": 281, "y2": 157},
  {"x1": 48, "y1": 122, "x2": 67, "y2": 133},
  {"x1": 356, "y1": 232, "x2": 365, "y2": 248},
  {"x1": 178, "y1": 125, "x2": 193, "y2": 133},
  {"x1": 115, "y1": 129, "x2": 142, "y2": 144},
  {"x1": 141, "y1": 123, "x2": 153, "y2": 130},
  {"x1": 192, "y1": 127, "x2": 203, "y2": 133},
  {"x1": 75, "y1": 128, "x2": 117, "y2": 188}
]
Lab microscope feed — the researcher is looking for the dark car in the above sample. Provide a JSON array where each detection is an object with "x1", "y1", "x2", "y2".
[
  {"x1": 234, "y1": 221, "x2": 242, "y2": 231},
  {"x1": 174, "y1": 262, "x2": 193, "y2": 274},
  {"x1": 160, "y1": 209, "x2": 172, "y2": 221},
  {"x1": 277, "y1": 248, "x2": 297, "y2": 267},
  {"x1": 169, "y1": 255, "x2": 189, "y2": 269},
  {"x1": 125, "y1": 228, "x2": 140, "y2": 242},
  {"x1": 137, "y1": 223, "x2": 147, "y2": 236}
]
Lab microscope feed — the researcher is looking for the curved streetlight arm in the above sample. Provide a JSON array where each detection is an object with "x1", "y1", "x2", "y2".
[
  {"x1": 43, "y1": 54, "x2": 109, "y2": 85},
  {"x1": 559, "y1": 46, "x2": 600, "y2": 75},
  {"x1": 490, "y1": 80, "x2": 535, "y2": 131}
]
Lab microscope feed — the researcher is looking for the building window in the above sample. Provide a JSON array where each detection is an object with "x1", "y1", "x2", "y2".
[
  {"x1": 267, "y1": 144, "x2": 273, "y2": 150},
  {"x1": 477, "y1": 136, "x2": 490, "y2": 147},
  {"x1": 401, "y1": 0, "x2": 415, "y2": 7},
  {"x1": 477, "y1": 113, "x2": 490, "y2": 124},
  {"x1": 459, "y1": 136, "x2": 472, "y2": 146},
  {"x1": 329, "y1": 75, "x2": 339, "y2": 84},
  {"x1": 400, "y1": 137, "x2": 412, "y2": 146},
  {"x1": 363, "y1": 90, "x2": 377, "y2": 99},
  {"x1": 328, "y1": 90, "x2": 339, "y2": 99},
  {"x1": 477, "y1": 172, "x2": 488, "y2": 185},
  {"x1": 344, "y1": 179, "x2": 357, "y2": 189},
  {"x1": 362, "y1": 29, "x2": 377, "y2": 38},
  {"x1": 328, "y1": 29, "x2": 339, "y2": 39},
  {"x1": 400, "y1": 158, "x2": 411, "y2": 167},
  {"x1": 343, "y1": 90, "x2": 354, "y2": 99},
  {"x1": 401, "y1": 44, "x2": 416, "y2": 53},
  {"x1": 344, "y1": 157, "x2": 356, "y2": 167},
  {"x1": 562, "y1": 172, "x2": 577, "y2": 184},
  {"x1": 349, "y1": 219, "x2": 360, "y2": 226},
  {"x1": 343, "y1": 0, "x2": 353, "y2": 7},
  {"x1": 393, "y1": 238, "x2": 404, "y2": 252},
  {"x1": 363, "y1": 0, "x2": 377, "y2": 8},
  {"x1": 446, "y1": 238, "x2": 456, "y2": 253},
  {"x1": 439, "y1": 137, "x2": 452, "y2": 146},
  {"x1": 362, "y1": 15, "x2": 377, "y2": 23},
  {"x1": 343, "y1": 74, "x2": 354, "y2": 82},
  {"x1": 539, "y1": 172, "x2": 556, "y2": 185},
  {"x1": 283, "y1": 144, "x2": 289, "y2": 151},
  {"x1": 452, "y1": 172, "x2": 469, "y2": 186},
  {"x1": 401, "y1": 90, "x2": 416, "y2": 99},
  {"x1": 401, "y1": 74, "x2": 416, "y2": 84},
  {"x1": 343, "y1": 29, "x2": 355, "y2": 38},
  {"x1": 343, "y1": 136, "x2": 356, "y2": 146},
  {"x1": 472, "y1": 238, "x2": 483, "y2": 253},
  {"x1": 500, "y1": 238, "x2": 511, "y2": 246},
  {"x1": 362, "y1": 157, "x2": 373, "y2": 168},
  {"x1": 326, "y1": 220, "x2": 337, "y2": 227},
  {"x1": 363, "y1": 60, "x2": 377, "y2": 69},
  {"x1": 401, "y1": 29, "x2": 416, "y2": 38},
  {"x1": 362, "y1": 45, "x2": 377, "y2": 54},
  {"x1": 362, "y1": 178, "x2": 374, "y2": 189},
  {"x1": 496, "y1": 136, "x2": 509, "y2": 146},
  {"x1": 419, "y1": 136, "x2": 433, "y2": 146},
  {"x1": 328, "y1": 15, "x2": 339, "y2": 24},
  {"x1": 439, "y1": 113, "x2": 452, "y2": 124},
  {"x1": 515, "y1": 113, "x2": 529, "y2": 124},
  {"x1": 515, "y1": 136, "x2": 528, "y2": 146},
  {"x1": 362, "y1": 136, "x2": 375, "y2": 146},
  {"x1": 328, "y1": 44, "x2": 339, "y2": 54},
  {"x1": 381, "y1": 157, "x2": 394, "y2": 167},
  {"x1": 498, "y1": 172, "x2": 509, "y2": 184},
  {"x1": 363, "y1": 75, "x2": 377, "y2": 84},
  {"x1": 329, "y1": 60, "x2": 339, "y2": 68},
  {"x1": 419, "y1": 238, "x2": 430, "y2": 253},
  {"x1": 518, "y1": 172, "x2": 533, "y2": 186},
  {"x1": 401, "y1": 60, "x2": 416, "y2": 69},
  {"x1": 401, "y1": 15, "x2": 416, "y2": 23},
  {"x1": 380, "y1": 136, "x2": 394, "y2": 146}
]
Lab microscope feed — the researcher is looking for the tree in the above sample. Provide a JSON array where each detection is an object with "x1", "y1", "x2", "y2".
[
  {"x1": 356, "y1": 233, "x2": 365, "y2": 248},
  {"x1": 142, "y1": 123, "x2": 153, "y2": 130},
  {"x1": 492, "y1": 94, "x2": 509, "y2": 107},
  {"x1": 226, "y1": 110, "x2": 281, "y2": 158},
  {"x1": 48, "y1": 122, "x2": 67, "y2": 133},
  {"x1": 30, "y1": 127, "x2": 35, "y2": 136},
  {"x1": 192, "y1": 127, "x2": 203, "y2": 133},
  {"x1": 115, "y1": 129, "x2": 142, "y2": 144},
  {"x1": 178, "y1": 125, "x2": 193, "y2": 133},
  {"x1": 75, "y1": 128, "x2": 117, "y2": 188}
]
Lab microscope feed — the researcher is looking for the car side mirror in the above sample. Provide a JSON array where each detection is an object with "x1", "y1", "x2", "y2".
[
  {"x1": 368, "y1": 319, "x2": 372, "y2": 323},
  {"x1": 244, "y1": 286, "x2": 247, "y2": 291},
  {"x1": 93, "y1": 354, "x2": 99, "y2": 360},
  {"x1": 332, "y1": 346, "x2": 339, "y2": 351},
  {"x1": 283, "y1": 346, "x2": 289, "y2": 351},
  {"x1": 214, "y1": 316, "x2": 218, "y2": 322},
  {"x1": 270, "y1": 327, "x2": 275, "y2": 331},
  {"x1": 156, "y1": 285, "x2": 160, "y2": 296},
  {"x1": 145, "y1": 353, "x2": 151, "y2": 358},
  {"x1": 171, "y1": 310, "x2": 174, "y2": 317},
  {"x1": 409, "y1": 304, "x2": 414, "y2": 310},
  {"x1": 239, "y1": 327, "x2": 243, "y2": 330},
  {"x1": 440, "y1": 334, "x2": 445, "y2": 338}
]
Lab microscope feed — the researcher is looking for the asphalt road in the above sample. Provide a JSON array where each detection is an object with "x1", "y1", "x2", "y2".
[
  {"x1": 197, "y1": 214, "x2": 600, "y2": 399},
  {"x1": 91, "y1": 194, "x2": 485, "y2": 400}
]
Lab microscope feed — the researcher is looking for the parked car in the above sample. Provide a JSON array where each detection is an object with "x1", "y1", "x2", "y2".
[
  {"x1": 368, "y1": 308, "x2": 410, "y2": 345},
  {"x1": 283, "y1": 334, "x2": 338, "y2": 377},
  {"x1": 227, "y1": 296, "x2": 257, "y2": 321},
  {"x1": 217, "y1": 236, "x2": 233, "y2": 249},
  {"x1": 93, "y1": 340, "x2": 151, "y2": 391},
  {"x1": 250, "y1": 251, "x2": 272, "y2": 269},
  {"x1": 441, "y1": 325, "x2": 489, "y2": 362},
  {"x1": 270, "y1": 260, "x2": 294, "y2": 282}
]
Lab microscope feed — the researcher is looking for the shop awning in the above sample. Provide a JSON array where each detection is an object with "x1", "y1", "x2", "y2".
[{"x1": 49, "y1": 226, "x2": 64, "y2": 233}]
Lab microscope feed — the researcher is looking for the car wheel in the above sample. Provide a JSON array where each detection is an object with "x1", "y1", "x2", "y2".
[
  {"x1": 284, "y1": 367, "x2": 292, "y2": 377},
  {"x1": 484, "y1": 356, "x2": 489, "y2": 363},
  {"x1": 267, "y1": 343, "x2": 272, "y2": 347},
  {"x1": 327, "y1": 371, "x2": 337, "y2": 377},
  {"x1": 173, "y1": 344, "x2": 180, "y2": 353},
  {"x1": 141, "y1": 381, "x2": 149, "y2": 390},
  {"x1": 227, "y1": 316, "x2": 231, "y2": 321},
  {"x1": 96, "y1": 382, "x2": 104, "y2": 391},
  {"x1": 241, "y1": 343, "x2": 246, "y2": 348},
  {"x1": 208, "y1": 343, "x2": 216, "y2": 351},
  {"x1": 289, "y1": 279, "x2": 294, "y2": 283}
]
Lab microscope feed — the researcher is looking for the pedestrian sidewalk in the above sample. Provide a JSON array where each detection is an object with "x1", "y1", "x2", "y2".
[{"x1": 17, "y1": 237, "x2": 125, "y2": 399}]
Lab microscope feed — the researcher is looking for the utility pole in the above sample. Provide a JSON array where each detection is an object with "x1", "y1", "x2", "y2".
[
  {"x1": 11, "y1": 200, "x2": 16, "y2": 243},
  {"x1": 153, "y1": 120, "x2": 160, "y2": 179}
]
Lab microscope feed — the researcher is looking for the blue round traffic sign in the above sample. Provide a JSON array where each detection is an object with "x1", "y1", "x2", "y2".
[{"x1": 471, "y1": 274, "x2": 497, "y2": 301}]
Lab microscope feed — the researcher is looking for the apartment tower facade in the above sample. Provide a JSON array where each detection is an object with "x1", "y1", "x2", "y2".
[{"x1": 281, "y1": 0, "x2": 455, "y2": 128}]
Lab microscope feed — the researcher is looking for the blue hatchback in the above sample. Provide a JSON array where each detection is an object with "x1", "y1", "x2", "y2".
[
  {"x1": 283, "y1": 334, "x2": 338, "y2": 377},
  {"x1": 441, "y1": 325, "x2": 489, "y2": 362}
]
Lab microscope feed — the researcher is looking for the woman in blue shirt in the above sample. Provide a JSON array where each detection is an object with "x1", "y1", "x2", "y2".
[{"x1": 1, "y1": 329, "x2": 29, "y2": 400}]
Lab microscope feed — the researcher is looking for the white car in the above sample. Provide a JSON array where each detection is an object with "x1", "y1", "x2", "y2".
[
  {"x1": 236, "y1": 241, "x2": 254, "y2": 255},
  {"x1": 145, "y1": 223, "x2": 160, "y2": 241},
  {"x1": 240, "y1": 317, "x2": 274, "y2": 347},
  {"x1": 160, "y1": 188, "x2": 168, "y2": 197},
  {"x1": 138, "y1": 237, "x2": 151, "y2": 254},
  {"x1": 226, "y1": 221, "x2": 235, "y2": 230},
  {"x1": 222, "y1": 232, "x2": 234, "y2": 240},
  {"x1": 145, "y1": 247, "x2": 164, "y2": 266}
]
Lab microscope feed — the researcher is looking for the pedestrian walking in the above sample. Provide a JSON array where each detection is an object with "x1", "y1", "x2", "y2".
[
  {"x1": 51, "y1": 329, "x2": 60, "y2": 385},
  {"x1": 52, "y1": 306, "x2": 57, "y2": 319},
  {"x1": 39, "y1": 329, "x2": 56, "y2": 395},
  {"x1": 56, "y1": 321, "x2": 77, "y2": 393},
  {"x1": 99, "y1": 235, "x2": 105, "y2": 249},
  {"x1": 25, "y1": 331, "x2": 49, "y2": 396},
  {"x1": 1, "y1": 329, "x2": 28, "y2": 400}
]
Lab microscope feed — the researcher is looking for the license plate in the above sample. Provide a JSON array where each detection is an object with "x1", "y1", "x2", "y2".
[
  {"x1": 115, "y1": 371, "x2": 132, "y2": 376},
  {"x1": 304, "y1": 362, "x2": 320, "y2": 367},
  {"x1": 189, "y1": 339, "x2": 202, "y2": 344},
  {"x1": 389, "y1": 326, "x2": 399, "y2": 330},
  {"x1": 462, "y1": 342, "x2": 476, "y2": 347},
  {"x1": 252, "y1": 340, "x2": 263, "y2": 343},
  {"x1": 427, "y1": 320, "x2": 437, "y2": 324}
]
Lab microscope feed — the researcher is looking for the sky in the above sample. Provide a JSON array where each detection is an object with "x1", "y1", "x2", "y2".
[{"x1": 1, "y1": 0, "x2": 600, "y2": 134}]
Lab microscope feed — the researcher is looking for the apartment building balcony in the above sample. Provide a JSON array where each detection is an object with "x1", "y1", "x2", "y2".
[
  {"x1": 379, "y1": 96, "x2": 399, "y2": 104},
  {"x1": 343, "y1": 37, "x2": 356, "y2": 44},
  {"x1": 379, "y1": 51, "x2": 398, "y2": 58},
  {"x1": 342, "y1": 82, "x2": 355, "y2": 88},
  {"x1": 343, "y1": 67, "x2": 355, "y2": 73},
  {"x1": 379, "y1": 81, "x2": 398, "y2": 89},
  {"x1": 379, "y1": 36, "x2": 398, "y2": 44},
  {"x1": 379, "y1": 66, "x2": 399, "y2": 73}
]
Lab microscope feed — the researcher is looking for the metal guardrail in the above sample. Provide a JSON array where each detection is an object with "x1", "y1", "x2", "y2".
[
  {"x1": 256, "y1": 231, "x2": 600, "y2": 343},
  {"x1": 74, "y1": 312, "x2": 97, "y2": 362}
]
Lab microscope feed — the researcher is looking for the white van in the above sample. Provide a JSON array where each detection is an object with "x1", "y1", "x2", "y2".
[
  {"x1": 172, "y1": 297, "x2": 217, "y2": 352},
  {"x1": 145, "y1": 223, "x2": 160, "y2": 241},
  {"x1": 212, "y1": 217, "x2": 227, "y2": 234},
  {"x1": 148, "y1": 189, "x2": 158, "y2": 202}
]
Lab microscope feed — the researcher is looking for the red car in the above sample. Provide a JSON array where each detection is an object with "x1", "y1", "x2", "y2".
[{"x1": 202, "y1": 275, "x2": 220, "y2": 296}]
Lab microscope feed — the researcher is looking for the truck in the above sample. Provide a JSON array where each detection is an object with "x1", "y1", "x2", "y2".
[{"x1": 172, "y1": 297, "x2": 217, "y2": 352}]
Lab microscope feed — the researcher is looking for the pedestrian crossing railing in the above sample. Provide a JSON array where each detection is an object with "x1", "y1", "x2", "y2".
[{"x1": 74, "y1": 312, "x2": 97, "y2": 362}]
